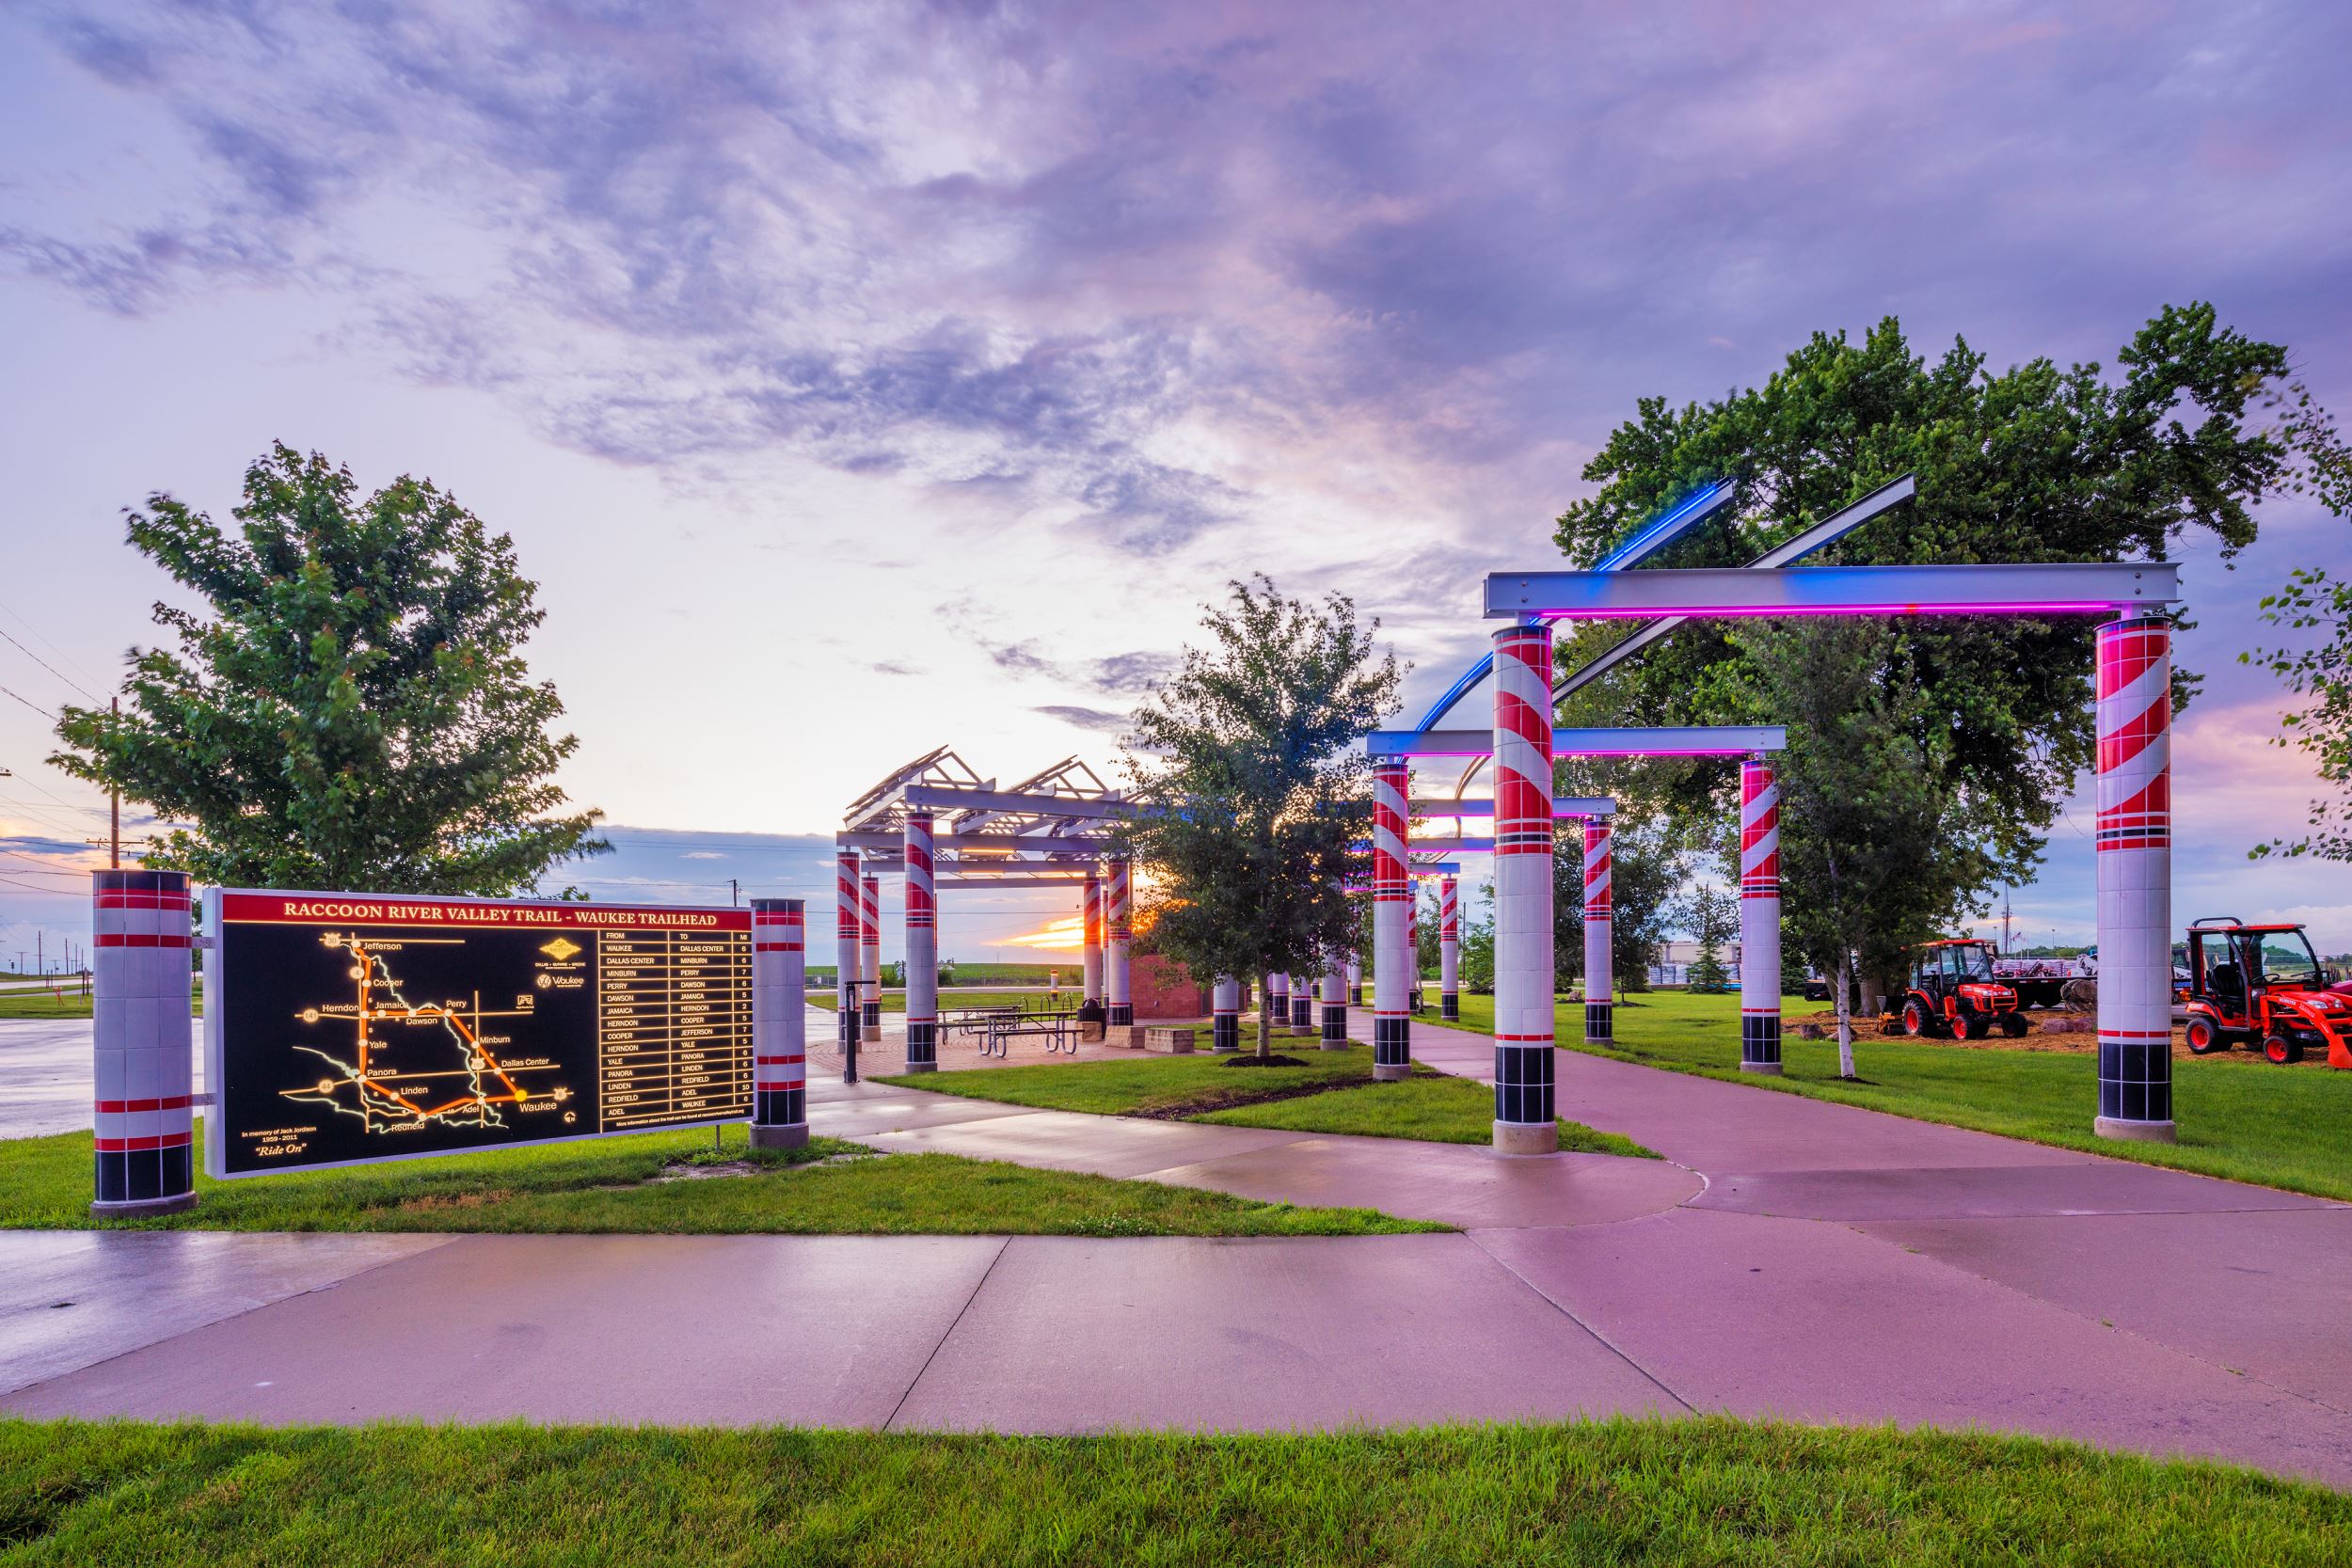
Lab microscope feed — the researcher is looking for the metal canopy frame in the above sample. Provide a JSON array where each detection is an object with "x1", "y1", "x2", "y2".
[
  {"x1": 1371, "y1": 725, "x2": 1786, "y2": 760},
  {"x1": 1553, "y1": 473, "x2": 1917, "y2": 700},
  {"x1": 841, "y1": 746, "x2": 1132, "y2": 877},
  {"x1": 1409, "y1": 797, "x2": 1615, "y2": 819},
  {"x1": 1486, "y1": 562, "x2": 2183, "y2": 621}
]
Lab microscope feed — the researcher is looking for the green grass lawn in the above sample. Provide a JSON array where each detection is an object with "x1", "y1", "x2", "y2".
[
  {"x1": 0, "y1": 1122, "x2": 1432, "y2": 1238},
  {"x1": 882, "y1": 1044, "x2": 1657, "y2": 1157},
  {"x1": 882, "y1": 1043, "x2": 1387, "y2": 1115},
  {"x1": 1197, "y1": 1075, "x2": 1658, "y2": 1157},
  {"x1": 1434, "y1": 990, "x2": 2352, "y2": 1201},
  {"x1": 0, "y1": 983, "x2": 202, "y2": 1022},
  {"x1": 3, "y1": 1416, "x2": 2342, "y2": 1566}
]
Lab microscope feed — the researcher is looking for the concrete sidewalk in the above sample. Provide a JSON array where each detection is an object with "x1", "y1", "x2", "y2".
[{"x1": 4, "y1": 1009, "x2": 2349, "y2": 1487}]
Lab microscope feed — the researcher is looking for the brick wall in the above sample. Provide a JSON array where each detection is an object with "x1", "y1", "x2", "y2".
[{"x1": 1131, "y1": 954, "x2": 1210, "y2": 1020}]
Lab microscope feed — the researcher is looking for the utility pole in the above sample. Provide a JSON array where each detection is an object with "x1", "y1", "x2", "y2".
[
  {"x1": 109, "y1": 698, "x2": 120, "y2": 868},
  {"x1": 729, "y1": 878, "x2": 740, "y2": 907}
]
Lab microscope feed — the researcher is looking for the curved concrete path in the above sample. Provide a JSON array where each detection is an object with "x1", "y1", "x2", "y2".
[{"x1": 3, "y1": 1010, "x2": 2348, "y2": 1489}]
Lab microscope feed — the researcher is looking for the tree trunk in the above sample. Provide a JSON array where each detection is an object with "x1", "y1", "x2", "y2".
[
  {"x1": 1256, "y1": 972, "x2": 1272, "y2": 1061},
  {"x1": 1835, "y1": 952, "x2": 1857, "y2": 1079}
]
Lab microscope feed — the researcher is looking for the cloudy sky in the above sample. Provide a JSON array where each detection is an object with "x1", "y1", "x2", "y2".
[{"x1": 3, "y1": 1, "x2": 2348, "y2": 962}]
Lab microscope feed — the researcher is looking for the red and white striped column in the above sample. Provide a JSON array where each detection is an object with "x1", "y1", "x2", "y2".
[
  {"x1": 835, "y1": 851, "x2": 862, "y2": 1079},
  {"x1": 1212, "y1": 974, "x2": 1240, "y2": 1053},
  {"x1": 1582, "y1": 820, "x2": 1613, "y2": 1047},
  {"x1": 1320, "y1": 948, "x2": 1347, "y2": 1047},
  {"x1": 1438, "y1": 875, "x2": 1461, "y2": 1021},
  {"x1": 1082, "y1": 872, "x2": 1104, "y2": 1006},
  {"x1": 1104, "y1": 858, "x2": 1133, "y2": 1031},
  {"x1": 2095, "y1": 615, "x2": 2175, "y2": 1142},
  {"x1": 750, "y1": 897, "x2": 808, "y2": 1149},
  {"x1": 1739, "y1": 758, "x2": 1783, "y2": 1074},
  {"x1": 92, "y1": 868, "x2": 195, "y2": 1215},
  {"x1": 1371, "y1": 756, "x2": 1412, "y2": 1080},
  {"x1": 860, "y1": 872, "x2": 882, "y2": 1043},
  {"x1": 1492, "y1": 623, "x2": 1557, "y2": 1152},
  {"x1": 902, "y1": 812, "x2": 938, "y2": 1072}
]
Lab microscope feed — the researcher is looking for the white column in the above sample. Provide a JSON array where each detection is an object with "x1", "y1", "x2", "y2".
[
  {"x1": 1082, "y1": 872, "x2": 1104, "y2": 1005},
  {"x1": 902, "y1": 812, "x2": 938, "y2": 1072},
  {"x1": 1320, "y1": 949, "x2": 1347, "y2": 1048},
  {"x1": 1211, "y1": 974, "x2": 1240, "y2": 1052},
  {"x1": 1372, "y1": 756, "x2": 1412, "y2": 1080},
  {"x1": 860, "y1": 871, "x2": 882, "y2": 1042},
  {"x1": 95, "y1": 869, "x2": 195, "y2": 1213},
  {"x1": 1104, "y1": 858, "x2": 1133, "y2": 1031},
  {"x1": 750, "y1": 897, "x2": 808, "y2": 1149},
  {"x1": 1346, "y1": 954, "x2": 1362, "y2": 1006},
  {"x1": 2095, "y1": 615, "x2": 2175, "y2": 1141},
  {"x1": 1740, "y1": 758, "x2": 1782, "y2": 1074},
  {"x1": 1266, "y1": 971, "x2": 1289, "y2": 1037},
  {"x1": 1492, "y1": 623, "x2": 1557, "y2": 1152},
  {"x1": 835, "y1": 850, "x2": 862, "y2": 1079},
  {"x1": 1438, "y1": 874, "x2": 1461, "y2": 1021},
  {"x1": 1583, "y1": 819, "x2": 1613, "y2": 1046}
]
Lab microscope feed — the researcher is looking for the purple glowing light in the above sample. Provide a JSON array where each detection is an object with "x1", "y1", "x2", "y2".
[
  {"x1": 1534, "y1": 600, "x2": 2135, "y2": 621},
  {"x1": 1395, "y1": 744, "x2": 1759, "y2": 758}
]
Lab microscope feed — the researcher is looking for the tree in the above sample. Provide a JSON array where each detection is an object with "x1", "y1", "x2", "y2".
[
  {"x1": 1550, "y1": 803, "x2": 1681, "y2": 996},
  {"x1": 1553, "y1": 304, "x2": 2322, "y2": 977},
  {"x1": 1458, "y1": 886, "x2": 1496, "y2": 992},
  {"x1": 2244, "y1": 385, "x2": 2352, "y2": 860},
  {"x1": 1679, "y1": 881, "x2": 1736, "y2": 992},
  {"x1": 52, "y1": 445, "x2": 606, "y2": 895},
  {"x1": 1737, "y1": 618, "x2": 1992, "y2": 1076},
  {"x1": 1121, "y1": 577, "x2": 1402, "y2": 1059}
]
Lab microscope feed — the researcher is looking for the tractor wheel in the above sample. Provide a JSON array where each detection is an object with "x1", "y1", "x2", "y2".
[
  {"x1": 2264, "y1": 1034, "x2": 2303, "y2": 1065},
  {"x1": 2000, "y1": 1013, "x2": 2029, "y2": 1038},
  {"x1": 1963, "y1": 1012, "x2": 1992, "y2": 1040},
  {"x1": 1901, "y1": 999, "x2": 1933, "y2": 1038},
  {"x1": 2185, "y1": 1017, "x2": 2225, "y2": 1054}
]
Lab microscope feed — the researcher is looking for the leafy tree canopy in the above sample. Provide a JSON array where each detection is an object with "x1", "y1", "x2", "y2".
[
  {"x1": 1121, "y1": 577, "x2": 1402, "y2": 1056},
  {"x1": 53, "y1": 444, "x2": 607, "y2": 895},
  {"x1": 1552, "y1": 303, "x2": 2316, "y2": 933}
]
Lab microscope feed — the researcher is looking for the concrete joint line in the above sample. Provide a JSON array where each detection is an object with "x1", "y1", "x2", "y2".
[
  {"x1": 883, "y1": 1235, "x2": 1010, "y2": 1432},
  {"x1": 1462, "y1": 1229, "x2": 1696, "y2": 1416}
]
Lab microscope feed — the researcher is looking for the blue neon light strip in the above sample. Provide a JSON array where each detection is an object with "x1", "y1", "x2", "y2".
[{"x1": 1592, "y1": 481, "x2": 1734, "y2": 573}]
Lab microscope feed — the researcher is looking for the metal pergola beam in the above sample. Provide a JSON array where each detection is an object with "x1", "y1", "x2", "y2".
[
  {"x1": 835, "y1": 830, "x2": 1112, "y2": 854},
  {"x1": 897, "y1": 784, "x2": 1140, "y2": 820},
  {"x1": 1487, "y1": 562, "x2": 2182, "y2": 621},
  {"x1": 937, "y1": 876, "x2": 1089, "y2": 890},
  {"x1": 1553, "y1": 473, "x2": 1919, "y2": 701},
  {"x1": 1408, "y1": 797, "x2": 1616, "y2": 818},
  {"x1": 1371, "y1": 725, "x2": 1785, "y2": 759}
]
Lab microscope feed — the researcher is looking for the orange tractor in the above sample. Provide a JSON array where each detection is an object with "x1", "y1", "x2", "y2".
[
  {"x1": 1899, "y1": 938, "x2": 2028, "y2": 1039},
  {"x1": 2182, "y1": 919, "x2": 2352, "y2": 1067}
]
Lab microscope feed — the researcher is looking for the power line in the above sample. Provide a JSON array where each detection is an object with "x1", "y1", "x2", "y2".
[
  {"x1": 0, "y1": 626, "x2": 102, "y2": 704},
  {"x1": 0, "y1": 682, "x2": 55, "y2": 720},
  {"x1": 0, "y1": 873, "x2": 74, "y2": 895},
  {"x1": 0, "y1": 596, "x2": 111, "y2": 699}
]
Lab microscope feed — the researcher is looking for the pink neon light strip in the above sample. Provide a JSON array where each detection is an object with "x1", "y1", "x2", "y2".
[{"x1": 1533, "y1": 600, "x2": 2134, "y2": 621}]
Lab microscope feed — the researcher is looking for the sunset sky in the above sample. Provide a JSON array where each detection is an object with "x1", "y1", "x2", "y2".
[{"x1": 4, "y1": 2, "x2": 2348, "y2": 963}]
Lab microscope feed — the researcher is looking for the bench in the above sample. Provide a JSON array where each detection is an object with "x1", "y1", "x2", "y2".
[{"x1": 1143, "y1": 1026, "x2": 1196, "y2": 1054}]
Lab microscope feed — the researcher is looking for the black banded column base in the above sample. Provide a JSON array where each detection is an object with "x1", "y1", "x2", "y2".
[
  {"x1": 1583, "y1": 1002, "x2": 1613, "y2": 1046},
  {"x1": 1372, "y1": 1014, "x2": 1410, "y2": 1078},
  {"x1": 1740, "y1": 1014, "x2": 1782, "y2": 1073},
  {"x1": 904, "y1": 1021, "x2": 937, "y2": 1072},
  {"x1": 1349, "y1": 986, "x2": 1362, "y2": 1006},
  {"x1": 1493, "y1": 1120, "x2": 1558, "y2": 1156},
  {"x1": 1211, "y1": 1016, "x2": 1239, "y2": 1053},
  {"x1": 2094, "y1": 1116, "x2": 2177, "y2": 1143},
  {"x1": 1440, "y1": 992, "x2": 1459, "y2": 1021},
  {"x1": 1320, "y1": 1005, "x2": 1347, "y2": 1048},
  {"x1": 750, "y1": 1123, "x2": 809, "y2": 1150},
  {"x1": 1108, "y1": 1005, "x2": 1133, "y2": 1027}
]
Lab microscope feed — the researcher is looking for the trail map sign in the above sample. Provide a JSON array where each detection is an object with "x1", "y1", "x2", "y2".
[{"x1": 201, "y1": 890, "x2": 753, "y2": 1178}]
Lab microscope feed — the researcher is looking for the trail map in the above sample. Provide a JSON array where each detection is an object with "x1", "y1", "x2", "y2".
[{"x1": 204, "y1": 892, "x2": 752, "y2": 1178}]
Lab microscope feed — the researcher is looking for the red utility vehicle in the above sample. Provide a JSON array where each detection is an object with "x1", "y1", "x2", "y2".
[
  {"x1": 2182, "y1": 919, "x2": 2352, "y2": 1068},
  {"x1": 1900, "y1": 939, "x2": 2028, "y2": 1039}
]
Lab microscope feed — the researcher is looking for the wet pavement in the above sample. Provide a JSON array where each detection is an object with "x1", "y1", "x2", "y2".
[{"x1": 2, "y1": 1006, "x2": 2348, "y2": 1487}]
